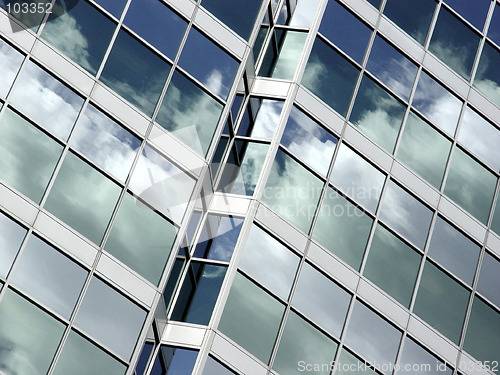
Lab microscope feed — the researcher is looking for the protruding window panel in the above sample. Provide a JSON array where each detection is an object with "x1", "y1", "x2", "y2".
[
  {"x1": 237, "y1": 98, "x2": 284, "y2": 139},
  {"x1": 193, "y1": 215, "x2": 243, "y2": 261},
  {"x1": 149, "y1": 346, "x2": 199, "y2": 375}
]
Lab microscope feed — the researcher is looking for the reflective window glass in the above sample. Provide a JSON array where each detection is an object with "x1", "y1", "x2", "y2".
[
  {"x1": 383, "y1": 0, "x2": 436, "y2": 45},
  {"x1": 366, "y1": 36, "x2": 417, "y2": 101},
  {"x1": 0, "y1": 39, "x2": 23, "y2": 98},
  {"x1": 289, "y1": 0, "x2": 321, "y2": 28},
  {"x1": 364, "y1": 225, "x2": 422, "y2": 307},
  {"x1": 477, "y1": 252, "x2": 500, "y2": 308},
  {"x1": 239, "y1": 225, "x2": 299, "y2": 300},
  {"x1": 292, "y1": 262, "x2": 351, "y2": 338},
  {"x1": 0, "y1": 212, "x2": 26, "y2": 278},
  {"x1": 413, "y1": 71, "x2": 462, "y2": 137},
  {"x1": 71, "y1": 104, "x2": 141, "y2": 182},
  {"x1": 330, "y1": 143, "x2": 385, "y2": 213},
  {"x1": 344, "y1": 301, "x2": 402, "y2": 374},
  {"x1": 428, "y1": 216, "x2": 480, "y2": 286},
  {"x1": 44, "y1": 151, "x2": 121, "y2": 245},
  {"x1": 337, "y1": 349, "x2": 379, "y2": 375},
  {"x1": 493, "y1": 197, "x2": 500, "y2": 236},
  {"x1": 100, "y1": 29, "x2": 171, "y2": 116},
  {"x1": 273, "y1": 311, "x2": 338, "y2": 375},
  {"x1": 396, "y1": 111, "x2": 451, "y2": 189},
  {"x1": 202, "y1": 356, "x2": 237, "y2": 375},
  {"x1": 10, "y1": 61, "x2": 84, "y2": 140},
  {"x1": 379, "y1": 180, "x2": 433, "y2": 250},
  {"x1": 0, "y1": 0, "x2": 47, "y2": 30},
  {"x1": 302, "y1": 37, "x2": 360, "y2": 117},
  {"x1": 135, "y1": 341, "x2": 154, "y2": 375},
  {"x1": 473, "y1": 42, "x2": 500, "y2": 108},
  {"x1": 0, "y1": 289, "x2": 65, "y2": 375},
  {"x1": 150, "y1": 346, "x2": 198, "y2": 375},
  {"x1": 319, "y1": 0, "x2": 371, "y2": 64},
  {"x1": 105, "y1": 192, "x2": 177, "y2": 285},
  {"x1": 124, "y1": 0, "x2": 187, "y2": 59},
  {"x1": 93, "y1": 0, "x2": 126, "y2": 18},
  {"x1": 488, "y1": 4, "x2": 500, "y2": 47},
  {"x1": 444, "y1": 0, "x2": 490, "y2": 31},
  {"x1": 236, "y1": 98, "x2": 284, "y2": 139},
  {"x1": 218, "y1": 272, "x2": 285, "y2": 364},
  {"x1": 0, "y1": 108, "x2": 63, "y2": 203},
  {"x1": 53, "y1": 330, "x2": 126, "y2": 375},
  {"x1": 397, "y1": 337, "x2": 452, "y2": 375},
  {"x1": 313, "y1": 187, "x2": 373, "y2": 270},
  {"x1": 281, "y1": 106, "x2": 337, "y2": 177},
  {"x1": 42, "y1": 0, "x2": 116, "y2": 75},
  {"x1": 413, "y1": 261, "x2": 470, "y2": 344},
  {"x1": 262, "y1": 148, "x2": 323, "y2": 233},
  {"x1": 444, "y1": 147, "x2": 497, "y2": 225},
  {"x1": 429, "y1": 6, "x2": 480, "y2": 80},
  {"x1": 350, "y1": 75, "x2": 406, "y2": 153},
  {"x1": 156, "y1": 70, "x2": 223, "y2": 156},
  {"x1": 75, "y1": 277, "x2": 146, "y2": 359}
]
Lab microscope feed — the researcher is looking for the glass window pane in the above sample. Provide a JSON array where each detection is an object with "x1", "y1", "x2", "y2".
[
  {"x1": 444, "y1": 147, "x2": 497, "y2": 225},
  {"x1": 379, "y1": 181, "x2": 433, "y2": 250},
  {"x1": 53, "y1": 330, "x2": 126, "y2": 375},
  {"x1": 156, "y1": 70, "x2": 223, "y2": 156},
  {"x1": 477, "y1": 252, "x2": 500, "y2": 308},
  {"x1": 75, "y1": 277, "x2": 147, "y2": 359},
  {"x1": 236, "y1": 98, "x2": 284, "y2": 139},
  {"x1": 274, "y1": 311, "x2": 338, "y2": 375},
  {"x1": 105, "y1": 192, "x2": 178, "y2": 285},
  {"x1": 93, "y1": 0, "x2": 126, "y2": 18},
  {"x1": 493, "y1": 197, "x2": 500, "y2": 236},
  {"x1": 0, "y1": 108, "x2": 63, "y2": 203},
  {"x1": 337, "y1": 349, "x2": 379, "y2": 375},
  {"x1": 281, "y1": 106, "x2": 337, "y2": 177},
  {"x1": 473, "y1": 42, "x2": 500, "y2": 108},
  {"x1": 289, "y1": 0, "x2": 321, "y2": 28},
  {"x1": 313, "y1": 187, "x2": 373, "y2": 270},
  {"x1": 427, "y1": 216, "x2": 480, "y2": 286},
  {"x1": 292, "y1": 262, "x2": 351, "y2": 338},
  {"x1": 344, "y1": 301, "x2": 402, "y2": 374},
  {"x1": 9, "y1": 61, "x2": 84, "y2": 140},
  {"x1": 264, "y1": 30, "x2": 307, "y2": 80},
  {"x1": 444, "y1": 0, "x2": 490, "y2": 31},
  {"x1": 202, "y1": 356, "x2": 237, "y2": 375},
  {"x1": 397, "y1": 337, "x2": 452, "y2": 375},
  {"x1": 239, "y1": 225, "x2": 299, "y2": 300},
  {"x1": 71, "y1": 104, "x2": 141, "y2": 182},
  {"x1": 330, "y1": 143, "x2": 385, "y2": 213},
  {"x1": 302, "y1": 37, "x2": 360, "y2": 117},
  {"x1": 350, "y1": 75, "x2": 405, "y2": 153},
  {"x1": 413, "y1": 261, "x2": 470, "y2": 344},
  {"x1": 44, "y1": 152, "x2": 121, "y2": 245},
  {"x1": 488, "y1": 4, "x2": 500, "y2": 47},
  {"x1": 262, "y1": 149, "x2": 323, "y2": 233},
  {"x1": 42, "y1": 0, "x2": 116, "y2": 75},
  {"x1": 0, "y1": 212, "x2": 26, "y2": 278},
  {"x1": 364, "y1": 225, "x2": 422, "y2": 307},
  {"x1": 151, "y1": 346, "x2": 198, "y2": 375},
  {"x1": 396, "y1": 111, "x2": 451, "y2": 189},
  {"x1": 218, "y1": 272, "x2": 285, "y2": 364},
  {"x1": 0, "y1": 0, "x2": 47, "y2": 30},
  {"x1": 0, "y1": 289, "x2": 65, "y2": 374},
  {"x1": 0, "y1": 39, "x2": 24, "y2": 98},
  {"x1": 100, "y1": 29, "x2": 171, "y2": 116}
]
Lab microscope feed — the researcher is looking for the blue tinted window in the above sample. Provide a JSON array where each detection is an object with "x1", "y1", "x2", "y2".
[
  {"x1": 444, "y1": 0, "x2": 490, "y2": 31},
  {"x1": 151, "y1": 346, "x2": 198, "y2": 375},
  {"x1": 489, "y1": 4, "x2": 500, "y2": 47},
  {"x1": 474, "y1": 42, "x2": 500, "y2": 108},
  {"x1": 93, "y1": 0, "x2": 126, "y2": 18}
]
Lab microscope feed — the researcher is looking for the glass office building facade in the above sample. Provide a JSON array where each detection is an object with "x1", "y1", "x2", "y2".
[{"x1": 0, "y1": 0, "x2": 499, "y2": 374}]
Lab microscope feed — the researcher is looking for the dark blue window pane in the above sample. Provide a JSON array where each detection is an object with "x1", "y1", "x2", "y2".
[
  {"x1": 135, "y1": 342, "x2": 154, "y2": 375},
  {"x1": 124, "y1": 0, "x2": 187, "y2": 59},
  {"x1": 152, "y1": 346, "x2": 198, "y2": 375},
  {"x1": 302, "y1": 37, "x2": 360, "y2": 117},
  {"x1": 193, "y1": 216, "x2": 243, "y2": 261},
  {"x1": 319, "y1": 0, "x2": 372, "y2": 63},
  {"x1": 489, "y1": 4, "x2": 500, "y2": 47},
  {"x1": 93, "y1": 0, "x2": 126, "y2": 18},
  {"x1": 100, "y1": 30, "x2": 171, "y2": 116},
  {"x1": 474, "y1": 42, "x2": 500, "y2": 108},
  {"x1": 366, "y1": 0, "x2": 382, "y2": 9},
  {"x1": 444, "y1": 0, "x2": 490, "y2": 31}
]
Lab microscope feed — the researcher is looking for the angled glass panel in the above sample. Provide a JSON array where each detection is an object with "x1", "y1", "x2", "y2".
[
  {"x1": 379, "y1": 180, "x2": 433, "y2": 250},
  {"x1": 0, "y1": 212, "x2": 26, "y2": 278},
  {"x1": 42, "y1": 0, "x2": 116, "y2": 75},
  {"x1": 124, "y1": 0, "x2": 187, "y2": 59},
  {"x1": 202, "y1": 356, "x2": 237, "y2": 375},
  {"x1": 413, "y1": 261, "x2": 470, "y2": 344},
  {"x1": 319, "y1": 0, "x2": 371, "y2": 64},
  {"x1": 281, "y1": 106, "x2": 337, "y2": 177},
  {"x1": 366, "y1": 36, "x2": 417, "y2": 101},
  {"x1": 413, "y1": 71, "x2": 462, "y2": 136},
  {"x1": 477, "y1": 252, "x2": 500, "y2": 308},
  {"x1": 364, "y1": 225, "x2": 422, "y2": 307},
  {"x1": 397, "y1": 337, "x2": 452, "y2": 375},
  {"x1": 9, "y1": 61, "x2": 84, "y2": 140},
  {"x1": 236, "y1": 98, "x2": 284, "y2": 139},
  {"x1": 313, "y1": 187, "x2": 373, "y2": 270},
  {"x1": 74, "y1": 277, "x2": 147, "y2": 359},
  {"x1": 0, "y1": 39, "x2": 24, "y2": 98},
  {"x1": 444, "y1": 147, "x2": 497, "y2": 224},
  {"x1": 428, "y1": 216, "x2": 480, "y2": 286},
  {"x1": 93, "y1": 0, "x2": 126, "y2": 18},
  {"x1": 274, "y1": 311, "x2": 338, "y2": 375},
  {"x1": 473, "y1": 42, "x2": 500, "y2": 108},
  {"x1": 292, "y1": 262, "x2": 351, "y2": 338},
  {"x1": 330, "y1": 143, "x2": 385, "y2": 213},
  {"x1": 239, "y1": 225, "x2": 299, "y2": 300},
  {"x1": 444, "y1": 0, "x2": 490, "y2": 31},
  {"x1": 429, "y1": 6, "x2": 480, "y2": 80},
  {"x1": 157, "y1": 70, "x2": 223, "y2": 156},
  {"x1": 218, "y1": 272, "x2": 285, "y2": 364},
  {"x1": 105, "y1": 192, "x2": 178, "y2": 285},
  {"x1": 44, "y1": 152, "x2": 121, "y2": 245},
  {"x1": 100, "y1": 29, "x2": 171, "y2": 116},
  {"x1": 396, "y1": 111, "x2": 451, "y2": 188},
  {"x1": 263, "y1": 149, "x2": 324, "y2": 233},
  {"x1": 350, "y1": 74, "x2": 406, "y2": 153},
  {"x1": 71, "y1": 104, "x2": 141, "y2": 182},
  {"x1": 0, "y1": 289, "x2": 65, "y2": 375},
  {"x1": 303, "y1": 37, "x2": 360, "y2": 117},
  {"x1": 0, "y1": 108, "x2": 63, "y2": 203},
  {"x1": 493, "y1": 197, "x2": 500, "y2": 236},
  {"x1": 150, "y1": 346, "x2": 198, "y2": 375},
  {"x1": 0, "y1": 0, "x2": 48, "y2": 30},
  {"x1": 289, "y1": 0, "x2": 321, "y2": 28},
  {"x1": 489, "y1": 4, "x2": 500, "y2": 47},
  {"x1": 383, "y1": 0, "x2": 436, "y2": 45},
  {"x1": 344, "y1": 301, "x2": 402, "y2": 374}
]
